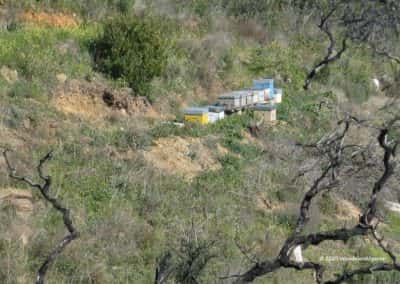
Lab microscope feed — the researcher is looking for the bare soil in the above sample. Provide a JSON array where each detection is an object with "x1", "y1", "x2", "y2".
[
  {"x1": 141, "y1": 136, "x2": 228, "y2": 179},
  {"x1": 52, "y1": 79, "x2": 160, "y2": 121},
  {"x1": 18, "y1": 11, "x2": 79, "y2": 28},
  {"x1": 0, "y1": 188, "x2": 33, "y2": 245}
]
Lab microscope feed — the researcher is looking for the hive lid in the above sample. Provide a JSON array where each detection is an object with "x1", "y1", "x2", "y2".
[
  {"x1": 253, "y1": 79, "x2": 274, "y2": 90},
  {"x1": 253, "y1": 78, "x2": 274, "y2": 84},
  {"x1": 219, "y1": 92, "x2": 243, "y2": 99},
  {"x1": 254, "y1": 103, "x2": 277, "y2": 111},
  {"x1": 208, "y1": 105, "x2": 225, "y2": 112},
  {"x1": 234, "y1": 90, "x2": 252, "y2": 95},
  {"x1": 184, "y1": 107, "x2": 209, "y2": 115}
]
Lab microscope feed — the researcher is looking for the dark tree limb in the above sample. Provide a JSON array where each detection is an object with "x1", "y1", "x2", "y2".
[
  {"x1": 155, "y1": 252, "x2": 174, "y2": 284},
  {"x1": 304, "y1": 8, "x2": 348, "y2": 90},
  {"x1": 231, "y1": 116, "x2": 400, "y2": 283},
  {"x1": 372, "y1": 227, "x2": 397, "y2": 265},
  {"x1": 2, "y1": 150, "x2": 79, "y2": 284}
]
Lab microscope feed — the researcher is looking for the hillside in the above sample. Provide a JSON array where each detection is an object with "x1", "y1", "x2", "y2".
[{"x1": 0, "y1": 1, "x2": 400, "y2": 284}]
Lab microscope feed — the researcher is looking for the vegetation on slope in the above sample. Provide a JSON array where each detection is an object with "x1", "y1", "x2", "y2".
[{"x1": 0, "y1": 1, "x2": 399, "y2": 283}]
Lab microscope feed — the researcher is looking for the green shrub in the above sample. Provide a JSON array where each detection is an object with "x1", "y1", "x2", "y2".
[{"x1": 91, "y1": 16, "x2": 169, "y2": 97}]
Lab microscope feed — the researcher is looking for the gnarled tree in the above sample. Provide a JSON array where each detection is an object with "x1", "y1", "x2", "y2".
[
  {"x1": 228, "y1": 114, "x2": 400, "y2": 283},
  {"x1": 2, "y1": 150, "x2": 79, "y2": 284}
]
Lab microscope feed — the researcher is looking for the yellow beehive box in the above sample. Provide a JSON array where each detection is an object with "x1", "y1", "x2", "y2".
[{"x1": 184, "y1": 107, "x2": 209, "y2": 125}]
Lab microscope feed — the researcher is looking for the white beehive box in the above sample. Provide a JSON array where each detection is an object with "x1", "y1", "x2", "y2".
[
  {"x1": 208, "y1": 112, "x2": 220, "y2": 123},
  {"x1": 252, "y1": 89, "x2": 264, "y2": 103},
  {"x1": 274, "y1": 89, "x2": 283, "y2": 103},
  {"x1": 208, "y1": 106, "x2": 225, "y2": 122}
]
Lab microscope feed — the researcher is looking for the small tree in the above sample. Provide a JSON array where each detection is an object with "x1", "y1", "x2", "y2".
[{"x1": 92, "y1": 15, "x2": 168, "y2": 97}]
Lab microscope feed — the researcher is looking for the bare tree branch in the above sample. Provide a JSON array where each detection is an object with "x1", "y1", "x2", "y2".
[
  {"x1": 155, "y1": 252, "x2": 174, "y2": 284},
  {"x1": 304, "y1": 6, "x2": 348, "y2": 90},
  {"x1": 371, "y1": 45, "x2": 400, "y2": 64},
  {"x1": 2, "y1": 150, "x2": 79, "y2": 284}
]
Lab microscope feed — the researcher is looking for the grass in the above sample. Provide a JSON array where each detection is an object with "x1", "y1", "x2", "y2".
[
  {"x1": 0, "y1": 1, "x2": 397, "y2": 284},
  {"x1": 0, "y1": 23, "x2": 96, "y2": 101}
]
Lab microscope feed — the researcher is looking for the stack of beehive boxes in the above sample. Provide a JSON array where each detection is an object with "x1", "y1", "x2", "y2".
[
  {"x1": 252, "y1": 79, "x2": 283, "y2": 122},
  {"x1": 183, "y1": 78, "x2": 283, "y2": 125}
]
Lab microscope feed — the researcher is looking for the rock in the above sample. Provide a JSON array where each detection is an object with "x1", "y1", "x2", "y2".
[
  {"x1": 56, "y1": 73, "x2": 67, "y2": 83},
  {"x1": 292, "y1": 245, "x2": 304, "y2": 264},
  {"x1": 0, "y1": 65, "x2": 18, "y2": 83},
  {"x1": 22, "y1": 119, "x2": 31, "y2": 129}
]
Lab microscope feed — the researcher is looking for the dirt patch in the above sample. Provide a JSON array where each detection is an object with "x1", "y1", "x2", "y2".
[
  {"x1": 52, "y1": 79, "x2": 159, "y2": 121},
  {"x1": 0, "y1": 188, "x2": 33, "y2": 217},
  {"x1": 18, "y1": 11, "x2": 79, "y2": 28},
  {"x1": 242, "y1": 130, "x2": 263, "y2": 147},
  {"x1": 343, "y1": 94, "x2": 391, "y2": 120},
  {"x1": 0, "y1": 188, "x2": 34, "y2": 245},
  {"x1": 142, "y1": 136, "x2": 227, "y2": 179},
  {"x1": 335, "y1": 198, "x2": 361, "y2": 220}
]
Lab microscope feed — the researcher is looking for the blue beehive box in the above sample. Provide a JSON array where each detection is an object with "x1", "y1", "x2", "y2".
[{"x1": 253, "y1": 79, "x2": 274, "y2": 98}]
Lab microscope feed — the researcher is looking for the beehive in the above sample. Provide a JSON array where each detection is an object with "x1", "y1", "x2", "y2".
[
  {"x1": 184, "y1": 107, "x2": 209, "y2": 125},
  {"x1": 218, "y1": 91, "x2": 249, "y2": 110},
  {"x1": 251, "y1": 89, "x2": 264, "y2": 103},
  {"x1": 253, "y1": 79, "x2": 275, "y2": 102},
  {"x1": 253, "y1": 79, "x2": 274, "y2": 95},
  {"x1": 234, "y1": 90, "x2": 250, "y2": 106},
  {"x1": 264, "y1": 109, "x2": 277, "y2": 122},
  {"x1": 246, "y1": 93, "x2": 254, "y2": 105},
  {"x1": 208, "y1": 112, "x2": 219, "y2": 123},
  {"x1": 208, "y1": 106, "x2": 225, "y2": 119},
  {"x1": 208, "y1": 105, "x2": 225, "y2": 123},
  {"x1": 218, "y1": 93, "x2": 242, "y2": 110},
  {"x1": 254, "y1": 103, "x2": 277, "y2": 122},
  {"x1": 274, "y1": 88, "x2": 283, "y2": 103}
]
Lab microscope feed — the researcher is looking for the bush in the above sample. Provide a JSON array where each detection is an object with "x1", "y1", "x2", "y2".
[{"x1": 92, "y1": 16, "x2": 169, "y2": 97}]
